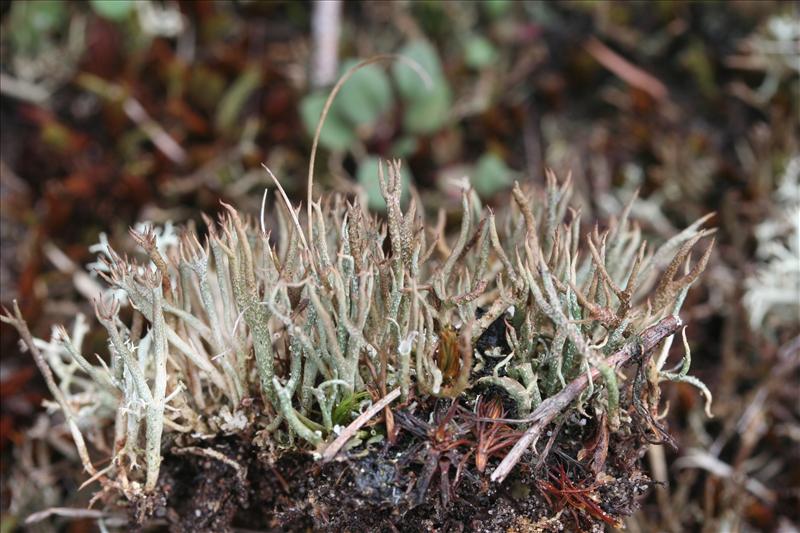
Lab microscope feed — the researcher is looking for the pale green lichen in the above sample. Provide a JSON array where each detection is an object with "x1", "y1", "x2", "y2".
[{"x1": 2, "y1": 161, "x2": 714, "y2": 505}]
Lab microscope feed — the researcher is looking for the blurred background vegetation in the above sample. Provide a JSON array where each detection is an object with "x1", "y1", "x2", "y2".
[{"x1": 0, "y1": 1, "x2": 797, "y2": 531}]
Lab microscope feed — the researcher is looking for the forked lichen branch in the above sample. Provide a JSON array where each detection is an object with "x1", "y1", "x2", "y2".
[{"x1": 2, "y1": 162, "x2": 714, "y2": 508}]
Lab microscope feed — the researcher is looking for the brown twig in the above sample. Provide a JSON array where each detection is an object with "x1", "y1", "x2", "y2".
[
  {"x1": 490, "y1": 314, "x2": 683, "y2": 483},
  {"x1": 585, "y1": 36, "x2": 668, "y2": 102}
]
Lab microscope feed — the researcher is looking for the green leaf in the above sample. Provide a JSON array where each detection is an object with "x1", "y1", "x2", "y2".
[
  {"x1": 357, "y1": 156, "x2": 412, "y2": 212},
  {"x1": 403, "y1": 82, "x2": 451, "y2": 134},
  {"x1": 336, "y1": 60, "x2": 393, "y2": 126},
  {"x1": 90, "y1": 0, "x2": 134, "y2": 21},
  {"x1": 215, "y1": 66, "x2": 262, "y2": 134},
  {"x1": 391, "y1": 136, "x2": 419, "y2": 158},
  {"x1": 392, "y1": 40, "x2": 451, "y2": 134},
  {"x1": 481, "y1": 0, "x2": 512, "y2": 18},
  {"x1": 472, "y1": 153, "x2": 515, "y2": 198},
  {"x1": 9, "y1": 0, "x2": 67, "y2": 54},
  {"x1": 464, "y1": 35, "x2": 497, "y2": 69},
  {"x1": 300, "y1": 93, "x2": 356, "y2": 152},
  {"x1": 23, "y1": 0, "x2": 66, "y2": 30},
  {"x1": 393, "y1": 40, "x2": 443, "y2": 102}
]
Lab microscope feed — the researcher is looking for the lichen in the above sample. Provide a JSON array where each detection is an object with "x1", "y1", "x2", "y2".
[{"x1": 2, "y1": 161, "x2": 714, "y2": 506}]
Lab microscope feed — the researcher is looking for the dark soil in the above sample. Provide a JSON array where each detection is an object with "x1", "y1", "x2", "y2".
[{"x1": 129, "y1": 405, "x2": 653, "y2": 533}]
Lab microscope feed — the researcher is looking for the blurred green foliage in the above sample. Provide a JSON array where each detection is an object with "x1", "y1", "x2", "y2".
[
  {"x1": 336, "y1": 61, "x2": 393, "y2": 126},
  {"x1": 299, "y1": 35, "x2": 520, "y2": 209},
  {"x1": 300, "y1": 39, "x2": 453, "y2": 150},
  {"x1": 216, "y1": 66, "x2": 263, "y2": 135},
  {"x1": 89, "y1": 0, "x2": 134, "y2": 21},
  {"x1": 300, "y1": 92, "x2": 357, "y2": 152},
  {"x1": 463, "y1": 35, "x2": 498, "y2": 70},
  {"x1": 472, "y1": 153, "x2": 516, "y2": 198},
  {"x1": 8, "y1": 0, "x2": 67, "y2": 55},
  {"x1": 393, "y1": 40, "x2": 452, "y2": 133}
]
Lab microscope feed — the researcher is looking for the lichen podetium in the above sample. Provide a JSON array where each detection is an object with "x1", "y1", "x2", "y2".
[{"x1": 3, "y1": 162, "x2": 714, "y2": 528}]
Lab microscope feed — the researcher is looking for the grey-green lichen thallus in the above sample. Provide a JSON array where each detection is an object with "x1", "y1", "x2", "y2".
[{"x1": 2, "y1": 164, "x2": 714, "y2": 512}]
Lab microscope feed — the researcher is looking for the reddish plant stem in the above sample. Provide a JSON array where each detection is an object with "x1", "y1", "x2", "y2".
[{"x1": 491, "y1": 315, "x2": 683, "y2": 483}]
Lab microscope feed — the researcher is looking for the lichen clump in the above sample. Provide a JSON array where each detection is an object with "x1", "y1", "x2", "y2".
[{"x1": 3, "y1": 162, "x2": 713, "y2": 528}]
